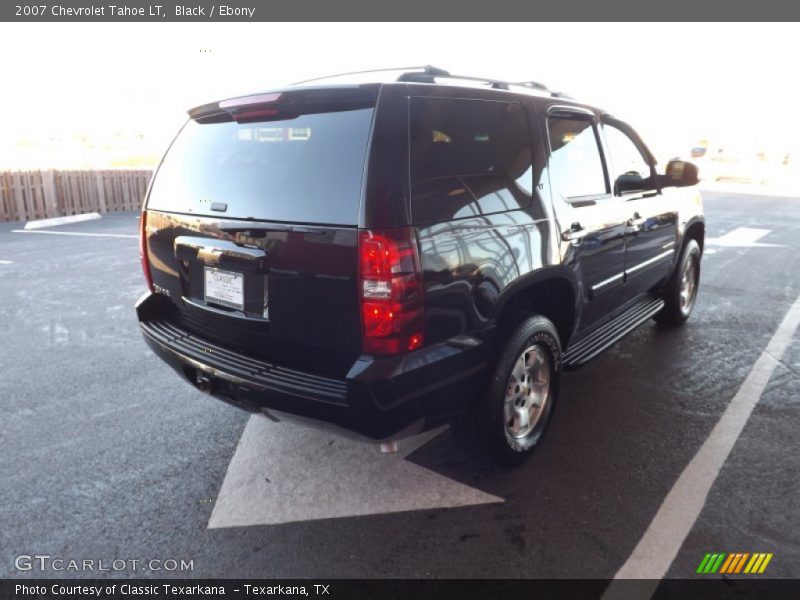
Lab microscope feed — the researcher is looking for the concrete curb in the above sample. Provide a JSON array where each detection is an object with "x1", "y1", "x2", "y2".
[{"x1": 24, "y1": 212, "x2": 102, "y2": 230}]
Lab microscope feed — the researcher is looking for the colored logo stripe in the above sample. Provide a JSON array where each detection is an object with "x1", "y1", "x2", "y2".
[
  {"x1": 696, "y1": 553, "x2": 712, "y2": 573},
  {"x1": 699, "y1": 552, "x2": 774, "y2": 574},
  {"x1": 719, "y1": 553, "x2": 736, "y2": 573},
  {"x1": 732, "y1": 553, "x2": 748, "y2": 573},
  {"x1": 696, "y1": 553, "x2": 726, "y2": 573},
  {"x1": 744, "y1": 553, "x2": 774, "y2": 574}
]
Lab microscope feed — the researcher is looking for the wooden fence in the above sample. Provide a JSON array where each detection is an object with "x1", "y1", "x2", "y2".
[{"x1": 0, "y1": 170, "x2": 153, "y2": 223}]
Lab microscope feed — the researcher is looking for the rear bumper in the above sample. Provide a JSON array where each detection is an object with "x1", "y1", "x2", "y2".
[{"x1": 136, "y1": 292, "x2": 488, "y2": 441}]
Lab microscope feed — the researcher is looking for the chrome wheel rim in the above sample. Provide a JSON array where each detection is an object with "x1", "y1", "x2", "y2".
[
  {"x1": 504, "y1": 345, "x2": 551, "y2": 439},
  {"x1": 679, "y1": 256, "x2": 698, "y2": 315}
]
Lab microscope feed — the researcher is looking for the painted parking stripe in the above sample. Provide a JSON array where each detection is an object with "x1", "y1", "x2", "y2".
[
  {"x1": 602, "y1": 293, "x2": 800, "y2": 596},
  {"x1": 207, "y1": 417, "x2": 503, "y2": 529},
  {"x1": 11, "y1": 229, "x2": 137, "y2": 239},
  {"x1": 0, "y1": 259, "x2": 12, "y2": 265},
  {"x1": 707, "y1": 227, "x2": 783, "y2": 248},
  {"x1": 24, "y1": 212, "x2": 101, "y2": 230}
]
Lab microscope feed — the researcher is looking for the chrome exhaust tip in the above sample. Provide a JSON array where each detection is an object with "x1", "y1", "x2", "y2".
[{"x1": 380, "y1": 441, "x2": 399, "y2": 454}]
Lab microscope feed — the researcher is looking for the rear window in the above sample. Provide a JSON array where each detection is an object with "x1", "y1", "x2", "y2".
[
  {"x1": 409, "y1": 97, "x2": 533, "y2": 224},
  {"x1": 147, "y1": 107, "x2": 374, "y2": 225}
]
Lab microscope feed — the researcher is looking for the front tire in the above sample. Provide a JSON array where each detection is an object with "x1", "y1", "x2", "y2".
[
  {"x1": 456, "y1": 315, "x2": 561, "y2": 466},
  {"x1": 655, "y1": 238, "x2": 701, "y2": 326}
]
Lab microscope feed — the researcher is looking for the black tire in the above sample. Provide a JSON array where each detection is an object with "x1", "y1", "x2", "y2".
[
  {"x1": 655, "y1": 238, "x2": 701, "y2": 326},
  {"x1": 455, "y1": 314, "x2": 561, "y2": 466}
]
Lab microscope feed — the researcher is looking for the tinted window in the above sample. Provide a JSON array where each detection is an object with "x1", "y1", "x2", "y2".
[
  {"x1": 547, "y1": 116, "x2": 606, "y2": 198},
  {"x1": 409, "y1": 98, "x2": 533, "y2": 224},
  {"x1": 603, "y1": 123, "x2": 653, "y2": 194},
  {"x1": 147, "y1": 108, "x2": 374, "y2": 225}
]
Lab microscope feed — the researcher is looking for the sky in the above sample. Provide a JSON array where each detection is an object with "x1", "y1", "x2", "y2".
[{"x1": 1, "y1": 22, "x2": 799, "y2": 168}]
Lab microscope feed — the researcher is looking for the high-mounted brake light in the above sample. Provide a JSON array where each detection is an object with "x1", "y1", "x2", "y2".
[
  {"x1": 219, "y1": 93, "x2": 282, "y2": 109},
  {"x1": 139, "y1": 210, "x2": 154, "y2": 292},
  {"x1": 189, "y1": 93, "x2": 286, "y2": 124},
  {"x1": 359, "y1": 227, "x2": 424, "y2": 355},
  {"x1": 219, "y1": 93, "x2": 284, "y2": 123},
  {"x1": 231, "y1": 108, "x2": 280, "y2": 122}
]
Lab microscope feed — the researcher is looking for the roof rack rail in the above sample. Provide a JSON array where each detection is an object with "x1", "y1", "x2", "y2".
[
  {"x1": 398, "y1": 66, "x2": 514, "y2": 90},
  {"x1": 292, "y1": 65, "x2": 435, "y2": 85},
  {"x1": 514, "y1": 81, "x2": 550, "y2": 92},
  {"x1": 395, "y1": 65, "x2": 450, "y2": 82},
  {"x1": 398, "y1": 68, "x2": 570, "y2": 98},
  {"x1": 293, "y1": 65, "x2": 574, "y2": 100}
]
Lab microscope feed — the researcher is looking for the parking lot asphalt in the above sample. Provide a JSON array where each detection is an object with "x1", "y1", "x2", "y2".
[{"x1": 1, "y1": 190, "x2": 798, "y2": 580}]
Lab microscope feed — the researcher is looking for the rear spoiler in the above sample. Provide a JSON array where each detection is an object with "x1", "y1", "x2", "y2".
[{"x1": 188, "y1": 85, "x2": 379, "y2": 124}]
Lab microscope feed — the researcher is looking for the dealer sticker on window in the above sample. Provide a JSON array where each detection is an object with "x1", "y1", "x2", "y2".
[{"x1": 204, "y1": 267, "x2": 244, "y2": 311}]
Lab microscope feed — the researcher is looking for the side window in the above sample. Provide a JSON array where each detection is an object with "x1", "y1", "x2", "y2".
[
  {"x1": 546, "y1": 115, "x2": 607, "y2": 198},
  {"x1": 409, "y1": 98, "x2": 533, "y2": 224},
  {"x1": 603, "y1": 123, "x2": 654, "y2": 195}
]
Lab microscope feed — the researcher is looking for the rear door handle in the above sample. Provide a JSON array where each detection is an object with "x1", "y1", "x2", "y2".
[
  {"x1": 627, "y1": 213, "x2": 647, "y2": 228},
  {"x1": 561, "y1": 222, "x2": 585, "y2": 243}
]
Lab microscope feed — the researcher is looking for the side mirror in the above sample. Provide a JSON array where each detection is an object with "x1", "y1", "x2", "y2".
[{"x1": 662, "y1": 160, "x2": 699, "y2": 188}]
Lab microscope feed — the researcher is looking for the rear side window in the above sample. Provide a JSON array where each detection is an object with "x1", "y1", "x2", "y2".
[
  {"x1": 547, "y1": 115, "x2": 607, "y2": 198},
  {"x1": 409, "y1": 98, "x2": 533, "y2": 224},
  {"x1": 147, "y1": 107, "x2": 374, "y2": 225}
]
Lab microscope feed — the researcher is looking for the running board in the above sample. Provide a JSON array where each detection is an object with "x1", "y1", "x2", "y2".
[{"x1": 563, "y1": 297, "x2": 665, "y2": 368}]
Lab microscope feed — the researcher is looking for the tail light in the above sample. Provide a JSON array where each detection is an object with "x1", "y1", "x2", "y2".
[
  {"x1": 358, "y1": 227, "x2": 424, "y2": 355},
  {"x1": 139, "y1": 210, "x2": 154, "y2": 292}
]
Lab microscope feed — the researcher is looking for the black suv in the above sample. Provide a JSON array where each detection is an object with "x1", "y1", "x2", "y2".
[{"x1": 136, "y1": 66, "x2": 703, "y2": 465}]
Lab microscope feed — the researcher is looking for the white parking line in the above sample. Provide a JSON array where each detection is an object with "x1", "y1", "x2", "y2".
[
  {"x1": 208, "y1": 417, "x2": 503, "y2": 529},
  {"x1": 0, "y1": 259, "x2": 12, "y2": 265},
  {"x1": 24, "y1": 212, "x2": 101, "y2": 230},
  {"x1": 11, "y1": 230, "x2": 137, "y2": 239},
  {"x1": 707, "y1": 227, "x2": 783, "y2": 248},
  {"x1": 603, "y1": 293, "x2": 800, "y2": 596}
]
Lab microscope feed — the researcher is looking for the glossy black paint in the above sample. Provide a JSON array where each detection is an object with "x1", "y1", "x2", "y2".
[
  {"x1": 137, "y1": 291, "x2": 487, "y2": 441},
  {"x1": 144, "y1": 210, "x2": 362, "y2": 379},
  {"x1": 137, "y1": 79, "x2": 704, "y2": 441}
]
